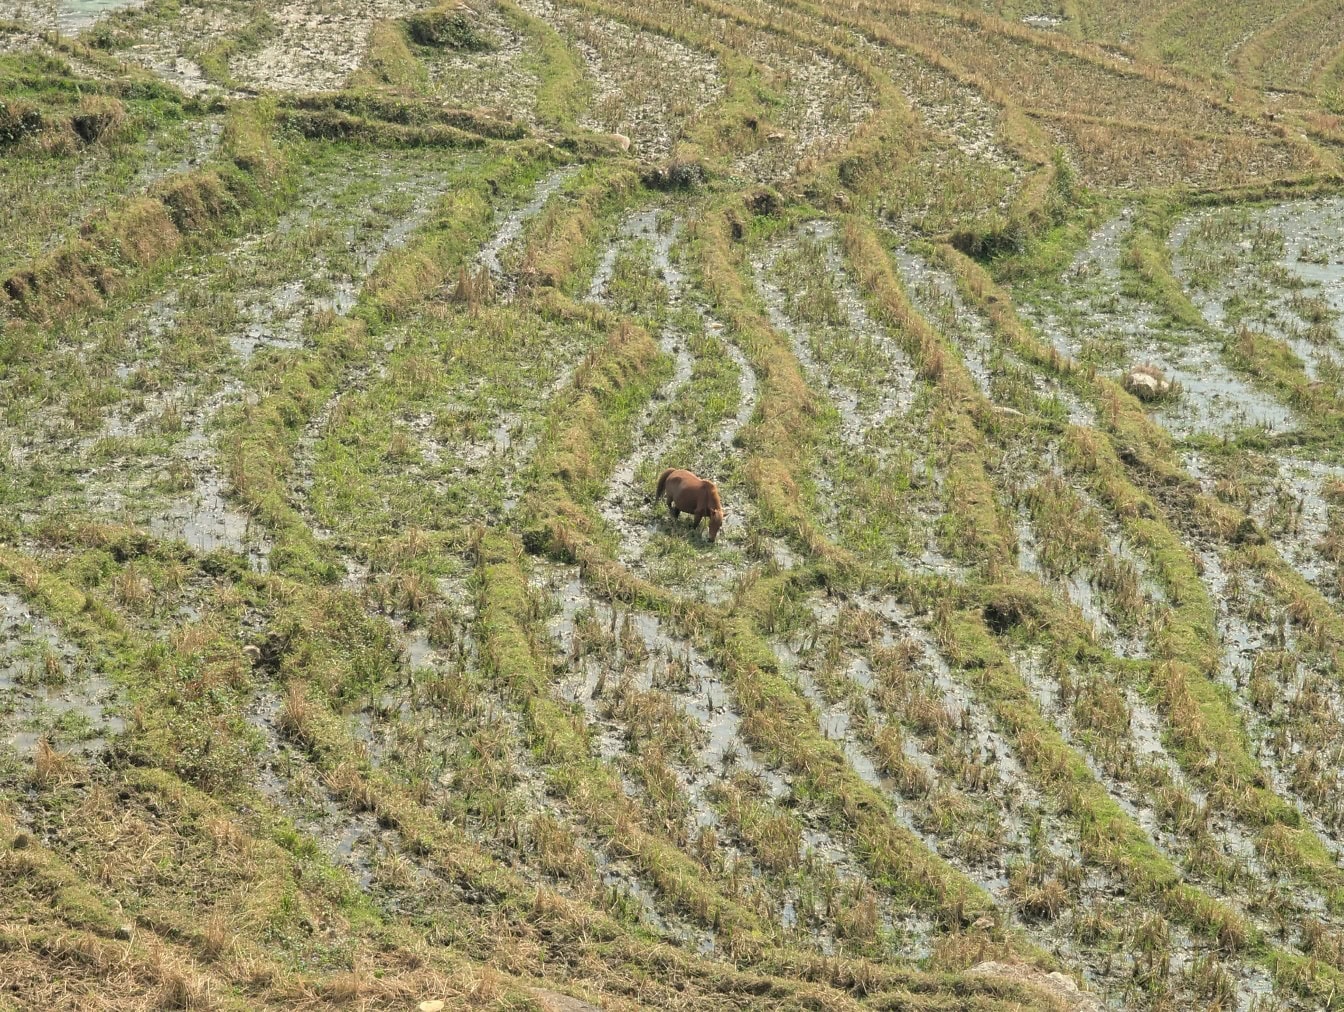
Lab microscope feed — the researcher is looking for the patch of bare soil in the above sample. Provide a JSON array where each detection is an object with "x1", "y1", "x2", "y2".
[
  {"x1": 734, "y1": 35, "x2": 873, "y2": 183},
  {"x1": 423, "y1": 0, "x2": 539, "y2": 119},
  {"x1": 517, "y1": 0, "x2": 725, "y2": 159},
  {"x1": 231, "y1": 0, "x2": 421, "y2": 92}
]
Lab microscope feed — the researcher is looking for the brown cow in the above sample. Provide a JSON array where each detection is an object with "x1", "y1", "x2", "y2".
[{"x1": 655, "y1": 468, "x2": 726, "y2": 542}]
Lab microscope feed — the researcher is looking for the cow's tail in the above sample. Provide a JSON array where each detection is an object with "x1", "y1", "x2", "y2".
[{"x1": 655, "y1": 468, "x2": 674, "y2": 500}]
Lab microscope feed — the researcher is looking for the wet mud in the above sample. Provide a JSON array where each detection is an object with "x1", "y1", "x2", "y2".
[
  {"x1": 1020, "y1": 210, "x2": 1295, "y2": 438},
  {"x1": 0, "y1": 592, "x2": 123, "y2": 754}
]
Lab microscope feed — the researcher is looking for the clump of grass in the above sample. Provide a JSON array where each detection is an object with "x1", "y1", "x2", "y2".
[
  {"x1": 31, "y1": 738, "x2": 75, "y2": 788},
  {"x1": 0, "y1": 98, "x2": 42, "y2": 145},
  {"x1": 450, "y1": 265, "x2": 495, "y2": 308},
  {"x1": 69, "y1": 95, "x2": 127, "y2": 145},
  {"x1": 406, "y1": 7, "x2": 494, "y2": 51}
]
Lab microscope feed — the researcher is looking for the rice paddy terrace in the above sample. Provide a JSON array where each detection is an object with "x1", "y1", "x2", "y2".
[{"x1": 11, "y1": 1, "x2": 1344, "y2": 1009}]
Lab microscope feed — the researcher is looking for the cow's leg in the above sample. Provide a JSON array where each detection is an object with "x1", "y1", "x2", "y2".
[{"x1": 668, "y1": 498, "x2": 681, "y2": 518}]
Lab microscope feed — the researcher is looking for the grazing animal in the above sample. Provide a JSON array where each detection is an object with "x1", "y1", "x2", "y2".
[{"x1": 655, "y1": 468, "x2": 726, "y2": 542}]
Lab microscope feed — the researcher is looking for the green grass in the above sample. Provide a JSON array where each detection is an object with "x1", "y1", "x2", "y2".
[{"x1": 13, "y1": 0, "x2": 1344, "y2": 1007}]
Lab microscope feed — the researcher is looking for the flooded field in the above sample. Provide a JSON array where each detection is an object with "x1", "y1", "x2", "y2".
[{"x1": 8, "y1": 0, "x2": 1344, "y2": 1009}]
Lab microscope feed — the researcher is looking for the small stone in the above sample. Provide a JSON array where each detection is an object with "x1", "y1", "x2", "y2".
[
  {"x1": 1123, "y1": 364, "x2": 1172, "y2": 402},
  {"x1": 115, "y1": 922, "x2": 134, "y2": 941},
  {"x1": 1047, "y1": 970, "x2": 1081, "y2": 994},
  {"x1": 972, "y1": 915, "x2": 994, "y2": 930},
  {"x1": 418, "y1": 1002, "x2": 445, "y2": 1012},
  {"x1": 1126, "y1": 371, "x2": 1160, "y2": 399}
]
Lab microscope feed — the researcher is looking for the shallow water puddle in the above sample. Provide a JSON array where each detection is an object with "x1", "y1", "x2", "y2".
[
  {"x1": 226, "y1": 162, "x2": 450, "y2": 362},
  {"x1": 755, "y1": 222, "x2": 918, "y2": 448},
  {"x1": 478, "y1": 165, "x2": 581, "y2": 294},
  {"x1": 1024, "y1": 210, "x2": 1294, "y2": 438},
  {"x1": 789, "y1": 823, "x2": 920, "y2": 957},
  {"x1": 1036, "y1": 671, "x2": 1184, "y2": 863},
  {"x1": 1253, "y1": 454, "x2": 1344, "y2": 594},
  {"x1": 1017, "y1": 647, "x2": 1299, "y2": 938},
  {"x1": 1172, "y1": 197, "x2": 1344, "y2": 377},
  {"x1": 0, "y1": 592, "x2": 123, "y2": 754},
  {"x1": 781, "y1": 596, "x2": 1045, "y2": 885},
  {"x1": 895, "y1": 248, "x2": 1095, "y2": 427},
  {"x1": 143, "y1": 401, "x2": 274, "y2": 570},
  {"x1": 1189, "y1": 539, "x2": 1344, "y2": 857}
]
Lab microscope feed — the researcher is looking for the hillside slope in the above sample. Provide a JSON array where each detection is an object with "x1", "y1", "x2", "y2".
[{"x1": 4, "y1": 1, "x2": 1344, "y2": 1009}]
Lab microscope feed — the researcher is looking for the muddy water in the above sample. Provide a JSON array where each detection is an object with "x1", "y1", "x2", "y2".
[
  {"x1": 535, "y1": 563, "x2": 785, "y2": 948},
  {"x1": 539, "y1": 564, "x2": 944, "y2": 955},
  {"x1": 1183, "y1": 502, "x2": 1344, "y2": 860},
  {"x1": 541, "y1": 564, "x2": 782, "y2": 797},
  {"x1": 132, "y1": 383, "x2": 274, "y2": 571},
  {"x1": 839, "y1": 596, "x2": 1050, "y2": 863},
  {"x1": 225, "y1": 164, "x2": 448, "y2": 363},
  {"x1": 594, "y1": 211, "x2": 695, "y2": 551},
  {"x1": 756, "y1": 222, "x2": 917, "y2": 448},
  {"x1": 7, "y1": 0, "x2": 141, "y2": 34},
  {"x1": 1253, "y1": 454, "x2": 1344, "y2": 594},
  {"x1": 0, "y1": 593, "x2": 123, "y2": 754},
  {"x1": 1186, "y1": 446, "x2": 1344, "y2": 601},
  {"x1": 247, "y1": 690, "x2": 394, "y2": 891},
  {"x1": 1021, "y1": 209, "x2": 1293, "y2": 438},
  {"x1": 893, "y1": 248, "x2": 1095, "y2": 427},
  {"x1": 1172, "y1": 197, "x2": 1344, "y2": 379},
  {"x1": 592, "y1": 208, "x2": 760, "y2": 579},
  {"x1": 1019, "y1": 641, "x2": 1335, "y2": 950},
  {"x1": 478, "y1": 166, "x2": 580, "y2": 295},
  {"x1": 98, "y1": 154, "x2": 458, "y2": 565},
  {"x1": 797, "y1": 595, "x2": 1267, "y2": 997},
  {"x1": 1012, "y1": 649, "x2": 1289, "y2": 1000}
]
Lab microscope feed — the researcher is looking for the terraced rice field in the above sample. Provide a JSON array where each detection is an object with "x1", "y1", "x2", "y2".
[{"x1": 10, "y1": 0, "x2": 1344, "y2": 1009}]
